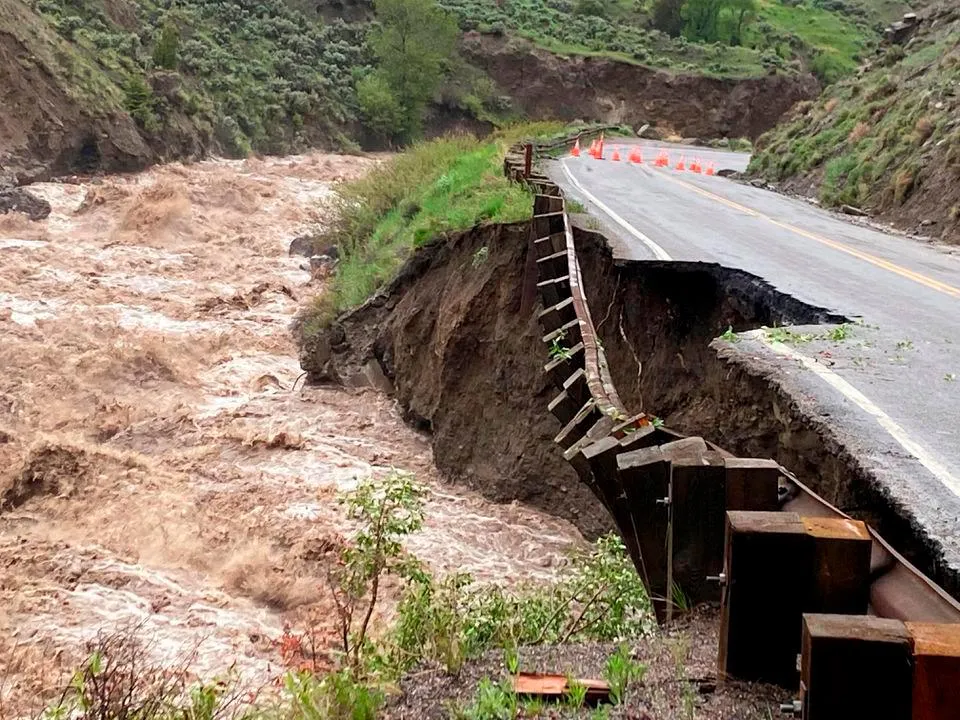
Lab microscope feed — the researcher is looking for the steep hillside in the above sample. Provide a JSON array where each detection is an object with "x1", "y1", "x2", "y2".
[
  {"x1": 0, "y1": 0, "x2": 893, "y2": 179},
  {"x1": 461, "y1": 32, "x2": 819, "y2": 139},
  {"x1": 749, "y1": 3, "x2": 960, "y2": 242},
  {"x1": 0, "y1": 0, "x2": 367, "y2": 180},
  {"x1": 443, "y1": 0, "x2": 904, "y2": 82}
]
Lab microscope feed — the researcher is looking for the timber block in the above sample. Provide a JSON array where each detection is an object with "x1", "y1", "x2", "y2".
[
  {"x1": 562, "y1": 368, "x2": 590, "y2": 409},
  {"x1": 537, "y1": 250, "x2": 569, "y2": 282},
  {"x1": 544, "y1": 342, "x2": 584, "y2": 388},
  {"x1": 800, "y1": 614, "x2": 912, "y2": 720},
  {"x1": 669, "y1": 457, "x2": 783, "y2": 610},
  {"x1": 907, "y1": 622, "x2": 960, "y2": 720},
  {"x1": 616, "y1": 446, "x2": 671, "y2": 620},
  {"x1": 534, "y1": 233, "x2": 566, "y2": 259},
  {"x1": 543, "y1": 318, "x2": 583, "y2": 350},
  {"x1": 532, "y1": 212, "x2": 565, "y2": 239},
  {"x1": 538, "y1": 297, "x2": 577, "y2": 334},
  {"x1": 554, "y1": 400, "x2": 601, "y2": 450},
  {"x1": 723, "y1": 457, "x2": 782, "y2": 512},
  {"x1": 534, "y1": 194, "x2": 564, "y2": 214},
  {"x1": 718, "y1": 512, "x2": 872, "y2": 687},
  {"x1": 537, "y1": 275, "x2": 570, "y2": 308},
  {"x1": 548, "y1": 389, "x2": 579, "y2": 427},
  {"x1": 670, "y1": 457, "x2": 726, "y2": 607}
]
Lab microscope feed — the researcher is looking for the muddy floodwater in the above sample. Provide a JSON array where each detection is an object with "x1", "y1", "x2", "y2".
[{"x1": 0, "y1": 153, "x2": 585, "y2": 710}]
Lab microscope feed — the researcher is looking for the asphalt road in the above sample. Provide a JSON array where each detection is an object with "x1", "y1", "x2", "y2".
[{"x1": 549, "y1": 139, "x2": 960, "y2": 574}]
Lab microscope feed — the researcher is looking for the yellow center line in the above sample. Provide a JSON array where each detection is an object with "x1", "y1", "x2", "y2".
[{"x1": 648, "y1": 167, "x2": 960, "y2": 300}]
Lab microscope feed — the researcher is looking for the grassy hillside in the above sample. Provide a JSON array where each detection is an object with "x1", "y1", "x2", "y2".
[
  {"x1": 440, "y1": 0, "x2": 900, "y2": 81},
  {"x1": 2, "y1": 0, "x2": 900, "y2": 177},
  {"x1": 26, "y1": 0, "x2": 369, "y2": 154},
  {"x1": 749, "y1": 4, "x2": 960, "y2": 241}
]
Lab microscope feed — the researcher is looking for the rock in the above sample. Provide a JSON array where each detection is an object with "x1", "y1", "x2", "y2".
[
  {"x1": 148, "y1": 70, "x2": 182, "y2": 102},
  {"x1": 717, "y1": 168, "x2": 740, "y2": 178},
  {"x1": 920, "y1": 219, "x2": 937, "y2": 227},
  {"x1": 309, "y1": 254, "x2": 339, "y2": 279},
  {"x1": 840, "y1": 204, "x2": 868, "y2": 217},
  {"x1": 638, "y1": 125, "x2": 662, "y2": 141},
  {"x1": 288, "y1": 233, "x2": 316, "y2": 257},
  {"x1": 0, "y1": 188, "x2": 51, "y2": 221},
  {"x1": 749, "y1": 178, "x2": 767, "y2": 188}
]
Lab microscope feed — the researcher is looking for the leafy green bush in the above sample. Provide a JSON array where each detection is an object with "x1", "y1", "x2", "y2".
[
  {"x1": 152, "y1": 20, "x2": 179, "y2": 70},
  {"x1": 123, "y1": 75, "x2": 158, "y2": 131},
  {"x1": 357, "y1": 72, "x2": 407, "y2": 142},
  {"x1": 385, "y1": 532, "x2": 652, "y2": 676}
]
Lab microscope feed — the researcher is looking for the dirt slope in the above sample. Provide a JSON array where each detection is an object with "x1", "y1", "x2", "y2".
[
  {"x1": 299, "y1": 222, "x2": 613, "y2": 540},
  {"x1": 749, "y1": 3, "x2": 960, "y2": 242},
  {"x1": 0, "y1": 0, "x2": 153, "y2": 181},
  {"x1": 461, "y1": 32, "x2": 821, "y2": 140}
]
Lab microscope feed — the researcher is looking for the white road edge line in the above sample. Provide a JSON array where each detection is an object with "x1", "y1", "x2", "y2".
[
  {"x1": 744, "y1": 329, "x2": 960, "y2": 499},
  {"x1": 560, "y1": 158, "x2": 672, "y2": 261}
]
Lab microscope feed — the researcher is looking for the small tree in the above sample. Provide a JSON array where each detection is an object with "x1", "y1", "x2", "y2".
[
  {"x1": 123, "y1": 75, "x2": 158, "y2": 131},
  {"x1": 727, "y1": 0, "x2": 757, "y2": 45},
  {"x1": 651, "y1": 0, "x2": 685, "y2": 37},
  {"x1": 683, "y1": 0, "x2": 725, "y2": 42},
  {"x1": 328, "y1": 471, "x2": 426, "y2": 670},
  {"x1": 357, "y1": 72, "x2": 407, "y2": 142},
  {"x1": 152, "y1": 21, "x2": 180, "y2": 70},
  {"x1": 368, "y1": 0, "x2": 458, "y2": 139}
]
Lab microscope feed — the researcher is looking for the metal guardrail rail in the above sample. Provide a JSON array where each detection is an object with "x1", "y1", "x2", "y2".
[{"x1": 504, "y1": 133, "x2": 960, "y2": 718}]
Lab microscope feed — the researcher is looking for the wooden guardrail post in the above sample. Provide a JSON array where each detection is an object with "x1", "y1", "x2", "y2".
[
  {"x1": 800, "y1": 614, "x2": 913, "y2": 720},
  {"x1": 799, "y1": 615, "x2": 960, "y2": 720},
  {"x1": 718, "y1": 512, "x2": 872, "y2": 687},
  {"x1": 906, "y1": 622, "x2": 960, "y2": 720}
]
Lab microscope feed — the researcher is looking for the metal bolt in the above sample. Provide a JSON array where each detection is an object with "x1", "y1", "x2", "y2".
[
  {"x1": 706, "y1": 573, "x2": 727, "y2": 585},
  {"x1": 656, "y1": 497, "x2": 670, "y2": 506},
  {"x1": 779, "y1": 700, "x2": 802, "y2": 715}
]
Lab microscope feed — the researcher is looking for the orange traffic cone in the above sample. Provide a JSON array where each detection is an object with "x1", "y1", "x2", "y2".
[
  {"x1": 588, "y1": 139, "x2": 597, "y2": 158},
  {"x1": 675, "y1": 155, "x2": 685, "y2": 171},
  {"x1": 706, "y1": 162, "x2": 716, "y2": 176},
  {"x1": 571, "y1": 138, "x2": 581, "y2": 158},
  {"x1": 597, "y1": 133, "x2": 605, "y2": 160},
  {"x1": 611, "y1": 147, "x2": 621, "y2": 161},
  {"x1": 628, "y1": 146, "x2": 643, "y2": 164},
  {"x1": 691, "y1": 158, "x2": 702, "y2": 174}
]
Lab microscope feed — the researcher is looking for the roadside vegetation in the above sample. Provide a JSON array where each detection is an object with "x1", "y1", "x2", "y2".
[
  {"x1": 749, "y1": 12, "x2": 960, "y2": 241},
  {"x1": 298, "y1": 122, "x2": 564, "y2": 340},
  {"x1": 31, "y1": 472, "x2": 652, "y2": 719}
]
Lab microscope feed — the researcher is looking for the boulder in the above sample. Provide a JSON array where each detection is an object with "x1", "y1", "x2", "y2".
[{"x1": 0, "y1": 188, "x2": 51, "y2": 221}]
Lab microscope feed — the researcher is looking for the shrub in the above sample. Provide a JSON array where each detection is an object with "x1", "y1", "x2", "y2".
[
  {"x1": 357, "y1": 72, "x2": 407, "y2": 142},
  {"x1": 152, "y1": 21, "x2": 179, "y2": 70},
  {"x1": 123, "y1": 75, "x2": 158, "y2": 132}
]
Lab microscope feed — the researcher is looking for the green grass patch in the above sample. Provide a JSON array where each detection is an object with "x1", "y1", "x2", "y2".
[
  {"x1": 751, "y1": 0, "x2": 872, "y2": 82},
  {"x1": 315, "y1": 123, "x2": 565, "y2": 316}
]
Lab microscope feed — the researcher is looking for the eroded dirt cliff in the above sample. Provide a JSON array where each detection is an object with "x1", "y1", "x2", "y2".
[
  {"x1": 461, "y1": 32, "x2": 821, "y2": 140},
  {"x1": 300, "y1": 223, "x2": 613, "y2": 539}
]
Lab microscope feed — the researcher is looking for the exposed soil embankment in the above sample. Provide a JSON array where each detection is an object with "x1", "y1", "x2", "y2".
[
  {"x1": 575, "y1": 230, "x2": 958, "y2": 596},
  {"x1": 461, "y1": 32, "x2": 821, "y2": 140},
  {"x1": 303, "y1": 216, "x2": 959, "y2": 598},
  {"x1": 300, "y1": 223, "x2": 613, "y2": 539},
  {"x1": 0, "y1": 27, "x2": 152, "y2": 182}
]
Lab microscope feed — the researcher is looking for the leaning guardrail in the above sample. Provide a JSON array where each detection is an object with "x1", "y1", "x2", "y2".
[{"x1": 504, "y1": 134, "x2": 960, "y2": 719}]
